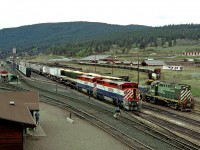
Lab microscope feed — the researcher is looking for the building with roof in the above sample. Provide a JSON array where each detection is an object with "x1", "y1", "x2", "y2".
[
  {"x1": 141, "y1": 60, "x2": 166, "y2": 66},
  {"x1": 79, "y1": 55, "x2": 112, "y2": 63},
  {"x1": 182, "y1": 52, "x2": 200, "y2": 56},
  {"x1": 0, "y1": 91, "x2": 39, "y2": 150}
]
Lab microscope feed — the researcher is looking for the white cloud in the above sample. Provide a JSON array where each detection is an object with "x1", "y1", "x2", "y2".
[{"x1": 0, "y1": 0, "x2": 200, "y2": 29}]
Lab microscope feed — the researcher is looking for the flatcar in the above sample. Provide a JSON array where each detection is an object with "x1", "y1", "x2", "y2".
[{"x1": 143, "y1": 81, "x2": 194, "y2": 111}]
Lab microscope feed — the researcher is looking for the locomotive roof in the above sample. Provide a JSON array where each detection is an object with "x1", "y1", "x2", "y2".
[
  {"x1": 81, "y1": 73, "x2": 122, "y2": 80},
  {"x1": 152, "y1": 80, "x2": 190, "y2": 86},
  {"x1": 99, "y1": 79, "x2": 131, "y2": 85},
  {"x1": 79, "y1": 75, "x2": 100, "y2": 79}
]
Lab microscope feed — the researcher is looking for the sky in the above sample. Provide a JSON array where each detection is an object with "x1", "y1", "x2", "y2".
[{"x1": 0, "y1": 0, "x2": 200, "y2": 29}]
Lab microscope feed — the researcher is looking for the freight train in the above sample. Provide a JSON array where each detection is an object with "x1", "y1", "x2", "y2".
[
  {"x1": 142, "y1": 81, "x2": 194, "y2": 111},
  {"x1": 9, "y1": 61, "x2": 142, "y2": 111}
]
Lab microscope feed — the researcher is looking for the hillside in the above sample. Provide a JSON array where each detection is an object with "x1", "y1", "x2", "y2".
[
  {"x1": 0, "y1": 22, "x2": 148, "y2": 53},
  {"x1": 1, "y1": 22, "x2": 200, "y2": 58}
]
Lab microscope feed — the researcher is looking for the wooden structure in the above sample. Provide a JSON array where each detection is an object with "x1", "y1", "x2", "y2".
[{"x1": 0, "y1": 91, "x2": 39, "y2": 150}]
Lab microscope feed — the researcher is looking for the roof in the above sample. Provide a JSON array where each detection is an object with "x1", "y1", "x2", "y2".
[
  {"x1": 113, "y1": 61, "x2": 122, "y2": 64},
  {"x1": 123, "y1": 61, "x2": 141, "y2": 65},
  {"x1": 142, "y1": 60, "x2": 166, "y2": 66},
  {"x1": 98, "y1": 61, "x2": 109, "y2": 64},
  {"x1": 0, "y1": 91, "x2": 39, "y2": 128},
  {"x1": 123, "y1": 61, "x2": 132, "y2": 64},
  {"x1": 80, "y1": 55, "x2": 111, "y2": 61}
]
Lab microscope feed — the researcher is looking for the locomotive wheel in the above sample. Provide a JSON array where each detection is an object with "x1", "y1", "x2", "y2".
[
  {"x1": 97, "y1": 94, "x2": 100, "y2": 100},
  {"x1": 100, "y1": 94, "x2": 104, "y2": 101},
  {"x1": 169, "y1": 103, "x2": 179, "y2": 110},
  {"x1": 150, "y1": 97, "x2": 156, "y2": 104},
  {"x1": 113, "y1": 99, "x2": 117, "y2": 105},
  {"x1": 117, "y1": 100, "x2": 122, "y2": 108}
]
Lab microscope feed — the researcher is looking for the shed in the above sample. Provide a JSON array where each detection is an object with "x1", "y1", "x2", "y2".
[{"x1": 0, "y1": 91, "x2": 39, "y2": 150}]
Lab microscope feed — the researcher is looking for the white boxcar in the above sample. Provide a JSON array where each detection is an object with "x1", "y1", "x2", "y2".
[
  {"x1": 49, "y1": 67, "x2": 61, "y2": 76},
  {"x1": 43, "y1": 66, "x2": 50, "y2": 75}
]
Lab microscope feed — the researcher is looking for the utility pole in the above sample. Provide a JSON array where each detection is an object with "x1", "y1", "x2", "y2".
[
  {"x1": 137, "y1": 48, "x2": 140, "y2": 85},
  {"x1": 94, "y1": 52, "x2": 96, "y2": 72},
  {"x1": 112, "y1": 54, "x2": 113, "y2": 75}
]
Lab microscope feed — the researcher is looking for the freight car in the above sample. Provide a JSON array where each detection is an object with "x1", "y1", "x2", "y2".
[
  {"x1": 78, "y1": 62, "x2": 159, "y2": 74},
  {"x1": 143, "y1": 81, "x2": 194, "y2": 111},
  {"x1": 18, "y1": 64, "x2": 31, "y2": 77}
]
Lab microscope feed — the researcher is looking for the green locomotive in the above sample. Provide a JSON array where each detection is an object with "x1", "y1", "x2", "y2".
[{"x1": 144, "y1": 81, "x2": 194, "y2": 111}]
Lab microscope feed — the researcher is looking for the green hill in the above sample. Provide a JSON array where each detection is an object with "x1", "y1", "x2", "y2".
[
  {"x1": 0, "y1": 22, "x2": 148, "y2": 51},
  {"x1": 1, "y1": 22, "x2": 200, "y2": 58}
]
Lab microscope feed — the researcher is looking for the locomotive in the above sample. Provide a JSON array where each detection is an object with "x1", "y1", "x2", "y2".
[
  {"x1": 61, "y1": 69, "x2": 142, "y2": 110},
  {"x1": 143, "y1": 81, "x2": 194, "y2": 111}
]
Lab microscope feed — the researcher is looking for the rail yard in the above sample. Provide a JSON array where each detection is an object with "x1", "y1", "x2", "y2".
[{"x1": 0, "y1": 59, "x2": 200, "y2": 150}]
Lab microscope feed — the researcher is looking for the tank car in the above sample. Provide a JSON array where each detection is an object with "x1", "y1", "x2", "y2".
[{"x1": 144, "y1": 81, "x2": 194, "y2": 111}]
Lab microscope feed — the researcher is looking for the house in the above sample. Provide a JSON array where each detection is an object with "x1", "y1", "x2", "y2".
[{"x1": 0, "y1": 91, "x2": 39, "y2": 150}]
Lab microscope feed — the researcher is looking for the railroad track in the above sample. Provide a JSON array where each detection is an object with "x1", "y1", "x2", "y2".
[
  {"x1": 136, "y1": 112, "x2": 200, "y2": 140},
  {"x1": 0, "y1": 83, "x2": 28, "y2": 91},
  {"x1": 15, "y1": 76, "x2": 200, "y2": 150},
  {"x1": 143, "y1": 104, "x2": 200, "y2": 127},
  {"x1": 40, "y1": 94, "x2": 152, "y2": 150}
]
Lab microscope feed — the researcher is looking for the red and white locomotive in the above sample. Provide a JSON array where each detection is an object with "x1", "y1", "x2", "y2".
[{"x1": 76, "y1": 74, "x2": 141, "y2": 110}]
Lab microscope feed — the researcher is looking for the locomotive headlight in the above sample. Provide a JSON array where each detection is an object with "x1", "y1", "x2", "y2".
[{"x1": 187, "y1": 103, "x2": 191, "y2": 107}]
